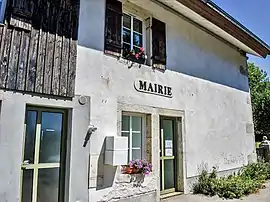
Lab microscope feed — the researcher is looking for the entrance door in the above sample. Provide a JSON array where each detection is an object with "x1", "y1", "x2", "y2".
[
  {"x1": 160, "y1": 117, "x2": 177, "y2": 194},
  {"x1": 20, "y1": 107, "x2": 67, "y2": 202}
]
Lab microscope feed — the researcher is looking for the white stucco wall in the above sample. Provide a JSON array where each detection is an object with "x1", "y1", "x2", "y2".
[{"x1": 77, "y1": 0, "x2": 255, "y2": 201}]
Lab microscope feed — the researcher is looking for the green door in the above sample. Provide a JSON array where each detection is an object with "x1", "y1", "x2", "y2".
[
  {"x1": 20, "y1": 107, "x2": 67, "y2": 202},
  {"x1": 160, "y1": 117, "x2": 177, "y2": 194}
]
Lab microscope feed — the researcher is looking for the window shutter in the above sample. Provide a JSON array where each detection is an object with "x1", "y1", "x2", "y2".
[
  {"x1": 105, "y1": 0, "x2": 122, "y2": 55},
  {"x1": 152, "y1": 18, "x2": 166, "y2": 67}
]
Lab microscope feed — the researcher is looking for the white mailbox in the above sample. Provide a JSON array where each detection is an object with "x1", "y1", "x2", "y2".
[{"x1": 105, "y1": 136, "x2": 128, "y2": 166}]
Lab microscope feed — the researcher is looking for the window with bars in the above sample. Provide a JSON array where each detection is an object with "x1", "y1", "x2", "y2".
[{"x1": 121, "y1": 114, "x2": 145, "y2": 162}]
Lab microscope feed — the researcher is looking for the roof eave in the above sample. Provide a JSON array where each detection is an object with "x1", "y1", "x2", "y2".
[{"x1": 176, "y1": 0, "x2": 270, "y2": 58}]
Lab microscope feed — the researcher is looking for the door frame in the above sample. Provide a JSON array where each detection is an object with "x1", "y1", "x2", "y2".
[
  {"x1": 159, "y1": 115, "x2": 184, "y2": 195},
  {"x1": 20, "y1": 106, "x2": 68, "y2": 202}
]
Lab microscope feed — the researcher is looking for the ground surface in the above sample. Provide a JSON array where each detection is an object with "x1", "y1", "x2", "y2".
[{"x1": 163, "y1": 181, "x2": 270, "y2": 202}]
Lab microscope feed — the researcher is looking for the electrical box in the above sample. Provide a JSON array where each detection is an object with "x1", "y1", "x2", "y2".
[{"x1": 105, "y1": 136, "x2": 128, "y2": 166}]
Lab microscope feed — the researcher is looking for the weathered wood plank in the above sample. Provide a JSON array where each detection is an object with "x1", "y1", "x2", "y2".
[
  {"x1": 7, "y1": 30, "x2": 21, "y2": 90},
  {"x1": 43, "y1": 2, "x2": 56, "y2": 95},
  {"x1": 59, "y1": 36, "x2": 69, "y2": 96},
  {"x1": 43, "y1": 32, "x2": 55, "y2": 94},
  {"x1": 0, "y1": 26, "x2": 7, "y2": 88},
  {"x1": 67, "y1": 0, "x2": 80, "y2": 97},
  {"x1": 0, "y1": 29, "x2": 13, "y2": 88},
  {"x1": 51, "y1": 0, "x2": 64, "y2": 95},
  {"x1": 34, "y1": 0, "x2": 47, "y2": 93},
  {"x1": 25, "y1": 28, "x2": 40, "y2": 92},
  {"x1": 67, "y1": 39, "x2": 76, "y2": 97},
  {"x1": 9, "y1": 15, "x2": 32, "y2": 31},
  {"x1": 0, "y1": 25, "x2": 6, "y2": 65},
  {"x1": 59, "y1": 1, "x2": 71, "y2": 97},
  {"x1": 35, "y1": 29, "x2": 45, "y2": 93},
  {"x1": 17, "y1": 31, "x2": 30, "y2": 91}
]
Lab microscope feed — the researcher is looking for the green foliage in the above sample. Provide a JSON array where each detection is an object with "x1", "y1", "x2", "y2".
[
  {"x1": 248, "y1": 63, "x2": 270, "y2": 141},
  {"x1": 193, "y1": 161, "x2": 270, "y2": 199}
]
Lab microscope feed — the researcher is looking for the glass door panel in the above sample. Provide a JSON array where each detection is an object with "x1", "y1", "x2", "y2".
[
  {"x1": 39, "y1": 112, "x2": 63, "y2": 163},
  {"x1": 160, "y1": 117, "x2": 176, "y2": 194},
  {"x1": 21, "y1": 107, "x2": 66, "y2": 202},
  {"x1": 23, "y1": 111, "x2": 37, "y2": 164},
  {"x1": 37, "y1": 168, "x2": 60, "y2": 202}
]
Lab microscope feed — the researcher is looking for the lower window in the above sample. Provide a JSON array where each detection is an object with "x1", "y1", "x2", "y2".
[
  {"x1": 121, "y1": 113, "x2": 145, "y2": 162},
  {"x1": 21, "y1": 107, "x2": 68, "y2": 202}
]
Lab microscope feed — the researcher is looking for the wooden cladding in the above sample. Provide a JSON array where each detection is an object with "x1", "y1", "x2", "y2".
[{"x1": 0, "y1": 0, "x2": 79, "y2": 98}]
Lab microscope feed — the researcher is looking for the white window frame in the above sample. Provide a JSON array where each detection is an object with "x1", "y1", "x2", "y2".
[
  {"x1": 0, "y1": 0, "x2": 7, "y2": 23},
  {"x1": 122, "y1": 13, "x2": 145, "y2": 52},
  {"x1": 122, "y1": 7, "x2": 147, "y2": 55},
  {"x1": 121, "y1": 112, "x2": 146, "y2": 162}
]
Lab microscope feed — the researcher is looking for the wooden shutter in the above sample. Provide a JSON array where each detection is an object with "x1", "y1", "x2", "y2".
[
  {"x1": 105, "y1": 0, "x2": 122, "y2": 55},
  {"x1": 152, "y1": 18, "x2": 166, "y2": 67}
]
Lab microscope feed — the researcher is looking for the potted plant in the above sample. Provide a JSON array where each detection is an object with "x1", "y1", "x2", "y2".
[
  {"x1": 122, "y1": 159, "x2": 152, "y2": 175},
  {"x1": 123, "y1": 47, "x2": 147, "y2": 64}
]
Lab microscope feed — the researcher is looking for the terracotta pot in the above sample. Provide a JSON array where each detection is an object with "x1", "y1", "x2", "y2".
[{"x1": 125, "y1": 167, "x2": 133, "y2": 174}]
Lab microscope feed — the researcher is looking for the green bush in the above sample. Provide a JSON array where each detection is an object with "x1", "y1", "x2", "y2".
[{"x1": 193, "y1": 161, "x2": 270, "y2": 199}]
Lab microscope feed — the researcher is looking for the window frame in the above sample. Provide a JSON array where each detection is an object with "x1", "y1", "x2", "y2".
[
  {"x1": 122, "y1": 13, "x2": 144, "y2": 54},
  {"x1": 121, "y1": 8, "x2": 147, "y2": 62},
  {"x1": 0, "y1": 0, "x2": 7, "y2": 23},
  {"x1": 121, "y1": 112, "x2": 146, "y2": 162}
]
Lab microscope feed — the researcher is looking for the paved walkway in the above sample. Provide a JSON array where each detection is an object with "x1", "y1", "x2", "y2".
[{"x1": 163, "y1": 182, "x2": 270, "y2": 202}]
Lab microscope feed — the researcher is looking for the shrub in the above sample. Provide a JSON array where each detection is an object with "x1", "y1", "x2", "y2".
[{"x1": 193, "y1": 161, "x2": 270, "y2": 199}]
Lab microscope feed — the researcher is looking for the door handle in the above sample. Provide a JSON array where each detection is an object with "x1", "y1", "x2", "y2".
[
  {"x1": 23, "y1": 160, "x2": 30, "y2": 165},
  {"x1": 21, "y1": 160, "x2": 30, "y2": 170}
]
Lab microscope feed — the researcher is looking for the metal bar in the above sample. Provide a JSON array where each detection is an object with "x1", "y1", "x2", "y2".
[
  {"x1": 129, "y1": 116, "x2": 132, "y2": 161},
  {"x1": 20, "y1": 123, "x2": 27, "y2": 202},
  {"x1": 32, "y1": 123, "x2": 41, "y2": 202},
  {"x1": 161, "y1": 128, "x2": 165, "y2": 191},
  {"x1": 22, "y1": 163, "x2": 60, "y2": 170},
  {"x1": 160, "y1": 156, "x2": 175, "y2": 160}
]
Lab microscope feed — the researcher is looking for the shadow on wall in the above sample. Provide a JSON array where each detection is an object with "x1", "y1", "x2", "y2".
[{"x1": 96, "y1": 139, "x2": 117, "y2": 190}]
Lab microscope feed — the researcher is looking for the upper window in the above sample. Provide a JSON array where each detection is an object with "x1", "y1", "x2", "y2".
[
  {"x1": 122, "y1": 14, "x2": 144, "y2": 61},
  {"x1": 104, "y1": 0, "x2": 167, "y2": 68},
  {"x1": 121, "y1": 114, "x2": 145, "y2": 162}
]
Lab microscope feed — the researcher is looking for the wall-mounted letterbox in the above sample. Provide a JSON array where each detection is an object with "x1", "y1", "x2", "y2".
[{"x1": 105, "y1": 136, "x2": 128, "y2": 166}]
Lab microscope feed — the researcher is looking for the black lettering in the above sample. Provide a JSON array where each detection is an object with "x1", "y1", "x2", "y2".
[
  {"x1": 154, "y1": 84, "x2": 157, "y2": 93},
  {"x1": 158, "y1": 85, "x2": 163, "y2": 94},
  {"x1": 148, "y1": 83, "x2": 154, "y2": 92},
  {"x1": 139, "y1": 80, "x2": 147, "y2": 91},
  {"x1": 164, "y1": 86, "x2": 167, "y2": 95},
  {"x1": 167, "y1": 87, "x2": 172, "y2": 96}
]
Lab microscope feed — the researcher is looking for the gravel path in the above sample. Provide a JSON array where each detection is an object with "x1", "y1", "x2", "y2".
[{"x1": 163, "y1": 182, "x2": 270, "y2": 202}]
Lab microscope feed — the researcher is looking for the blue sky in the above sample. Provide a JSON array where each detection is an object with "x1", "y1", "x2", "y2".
[{"x1": 212, "y1": 0, "x2": 270, "y2": 74}]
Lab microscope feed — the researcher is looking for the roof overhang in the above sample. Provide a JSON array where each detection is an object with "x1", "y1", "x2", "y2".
[{"x1": 159, "y1": 0, "x2": 270, "y2": 58}]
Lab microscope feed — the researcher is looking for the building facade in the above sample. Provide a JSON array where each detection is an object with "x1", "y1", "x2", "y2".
[{"x1": 0, "y1": 0, "x2": 269, "y2": 202}]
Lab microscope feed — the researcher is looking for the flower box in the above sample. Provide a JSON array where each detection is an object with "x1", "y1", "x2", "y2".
[
  {"x1": 122, "y1": 159, "x2": 152, "y2": 175},
  {"x1": 122, "y1": 47, "x2": 147, "y2": 65}
]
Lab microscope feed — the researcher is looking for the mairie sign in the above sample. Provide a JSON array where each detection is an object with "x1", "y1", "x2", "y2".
[{"x1": 134, "y1": 80, "x2": 172, "y2": 98}]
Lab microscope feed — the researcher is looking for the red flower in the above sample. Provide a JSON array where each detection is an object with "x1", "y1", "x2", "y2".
[
  {"x1": 135, "y1": 53, "x2": 139, "y2": 59},
  {"x1": 139, "y1": 47, "x2": 144, "y2": 52}
]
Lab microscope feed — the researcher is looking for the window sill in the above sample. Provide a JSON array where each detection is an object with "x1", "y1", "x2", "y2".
[{"x1": 104, "y1": 51, "x2": 167, "y2": 71}]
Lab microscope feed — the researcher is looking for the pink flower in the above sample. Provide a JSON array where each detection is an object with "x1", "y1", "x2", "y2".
[
  {"x1": 135, "y1": 53, "x2": 139, "y2": 59},
  {"x1": 139, "y1": 47, "x2": 144, "y2": 52}
]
